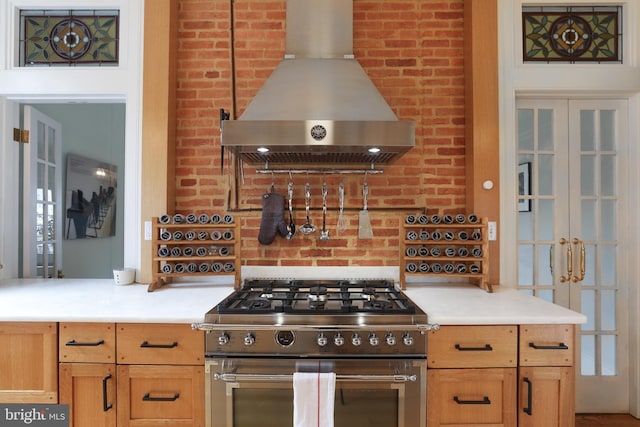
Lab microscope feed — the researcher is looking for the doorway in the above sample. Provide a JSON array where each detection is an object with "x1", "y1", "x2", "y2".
[{"x1": 516, "y1": 98, "x2": 630, "y2": 412}]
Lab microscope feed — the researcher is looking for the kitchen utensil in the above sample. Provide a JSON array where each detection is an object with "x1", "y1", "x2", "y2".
[
  {"x1": 286, "y1": 181, "x2": 296, "y2": 239},
  {"x1": 300, "y1": 182, "x2": 316, "y2": 234},
  {"x1": 337, "y1": 181, "x2": 347, "y2": 233},
  {"x1": 358, "y1": 182, "x2": 373, "y2": 239},
  {"x1": 319, "y1": 181, "x2": 330, "y2": 240}
]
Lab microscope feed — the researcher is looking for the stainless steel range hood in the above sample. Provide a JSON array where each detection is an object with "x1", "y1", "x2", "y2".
[{"x1": 221, "y1": 0, "x2": 415, "y2": 166}]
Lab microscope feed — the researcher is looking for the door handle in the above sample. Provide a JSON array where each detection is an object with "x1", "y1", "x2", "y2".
[
  {"x1": 571, "y1": 238, "x2": 585, "y2": 282},
  {"x1": 523, "y1": 377, "x2": 533, "y2": 415},
  {"x1": 102, "y1": 374, "x2": 113, "y2": 411},
  {"x1": 559, "y1": 238, "x2": 572, "y2": 283}
]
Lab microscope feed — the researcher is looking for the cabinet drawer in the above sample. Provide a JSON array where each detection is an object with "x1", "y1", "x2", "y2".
[
  {"x1": 117, "y1": 364, "x2": 204, "y2": 427},
  {"x1": 117, "y1": 323, "x2": 203, "y2": 365},
  {"x1": 59, "y1": 323, "x2": 116, "y2": 363},
  {"x1": 519, "y1": 325, "x2": 574, "y2": 367},
  {"x1": 428, "y1": 325, "x2": 517, "y2": 368},
  {"x1": 427, "y1": 368, "x2": 517, "y2": 427}
]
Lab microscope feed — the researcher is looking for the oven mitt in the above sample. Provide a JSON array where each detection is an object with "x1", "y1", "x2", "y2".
[{"x1": 258, "y1": 192, "x2": 288, "y2": 245}]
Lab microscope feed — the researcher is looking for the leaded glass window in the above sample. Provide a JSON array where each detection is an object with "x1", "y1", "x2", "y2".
[
  {"x1": 20, "y1": 10, "x2": 119, "y2": 67},
  {"x1": 522, "y1": 6, "x2": 622, "y2": 63}
]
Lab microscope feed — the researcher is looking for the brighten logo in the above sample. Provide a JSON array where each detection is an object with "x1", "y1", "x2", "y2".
[{"x1": 0, "y1": 405, "x2": 68, "y2": 427}]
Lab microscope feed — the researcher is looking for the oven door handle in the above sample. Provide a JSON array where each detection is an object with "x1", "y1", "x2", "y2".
[
  {"x1": 213, "y1": 372, "x2": 417, "y2": 383},
  {"x1": 193, "y1": 323, "x2": 440, "y2": 332}
]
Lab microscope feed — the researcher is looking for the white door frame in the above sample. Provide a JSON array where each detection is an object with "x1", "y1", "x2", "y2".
[{"x1": 0, "y1": 0, "x2": 144, "y2": 279}]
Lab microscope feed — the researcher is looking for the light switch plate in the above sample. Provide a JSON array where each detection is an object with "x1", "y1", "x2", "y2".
[
  {"x1": 488, "y1": 221, "x2": 497, "y2": 241},
  {"x1": 144, "y1": 221, "x2": 152, "y2": 240}
]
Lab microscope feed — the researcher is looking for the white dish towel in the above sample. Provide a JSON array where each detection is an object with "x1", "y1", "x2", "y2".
[{"x1": 293, "y1": 372, "x2": 336, "y2": 427}]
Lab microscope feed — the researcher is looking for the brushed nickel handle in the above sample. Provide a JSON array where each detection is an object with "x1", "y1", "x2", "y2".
[{"x1": 571, "y1": 238, "x2": 585, "y2": 283}]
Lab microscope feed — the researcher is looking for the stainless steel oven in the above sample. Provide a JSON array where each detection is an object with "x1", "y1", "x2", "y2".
[
  {"x1": 194, "y1": 279, "x2": 438, "y2": 427},
  {"x1": 206, "y1": 357, "x2": 426, "y2": 427}
]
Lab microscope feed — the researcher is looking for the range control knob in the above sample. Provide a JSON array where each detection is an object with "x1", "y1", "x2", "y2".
[
  {"x1": 385, "y1": 333, "x2": 397, "y2": 346},
  {"x1": 402, "y1": 333, "x2": 414, "y2": 347},
  {"x1": 217, "y1": 333, "x2": 230, "y2": 346},
  {"x1": 243, "y1": 333, "x2": 255, "y2": 346},
  {"x1": 351, "y1": 333, "x2": 362, "y2": 347},
  {"x1": 368, "y1": 333, "x2": 380, "y2": 346},
  {"x1": 334, "y1": 333, "x2": 345, "y2": 347},
  {"x1": 317, "y1": 333, "x2": 328, "y2": 347}
]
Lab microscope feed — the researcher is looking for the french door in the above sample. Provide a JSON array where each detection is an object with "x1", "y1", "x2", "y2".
[
  {"x1": 22, "y1": 106, "x2": 63, "y2": 278},
  {"x1": 516, "y1": 98, "x2": 629, "y2": 412}
]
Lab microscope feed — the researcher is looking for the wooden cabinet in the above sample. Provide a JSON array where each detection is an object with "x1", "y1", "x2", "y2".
[
  {"x1": 116, "y1": 323, "x2": 203, "y2": 365},
  {"x1": 58, "y1": 322, "x2": 204, "y2": 427},
  {"x1": 518, "y1": 325, "x2": 575, "y2": 427},
  {"x1": 427, "y1": 324, "x2": 576, "y2": 427},
  {"x1": 428, "y1": 368, "x2": 517, "y2": 427},
  {"x1": 0, "y1": 322, "x2": 58, "y2": 403},
  {"x1": 59, "y1": 363, "x2": 117, "y2": 427},
  {"x1": 59, "y1": 322, "x2": 117, "y2": 427},
  {"x1": 116, "y1": 323, "x2": 204, "y2": 427},
  {"x1": 427, "y1": 325, "x2": 518, "y2": 427},
  {"x1": 117, "y1": 365, "x2": 204, "y2": 427}
]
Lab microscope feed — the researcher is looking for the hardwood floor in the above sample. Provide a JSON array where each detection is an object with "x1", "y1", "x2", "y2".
[{"x1": 576, "y1": 414, "x2": 640, "y2": 427}]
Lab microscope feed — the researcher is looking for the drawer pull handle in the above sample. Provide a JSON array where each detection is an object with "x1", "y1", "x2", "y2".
[
  {"x1": 454, "y1": 343, "x2": 493, "y2": 352},
  {"x1": 523, "y1": 377, "x2": 533, "y2": 415},
  {"x1": 143, "y1": 393, "x2": 180, "y2": 402},
  {"x1": 453, "y1": 396, "x2": 491, "y2": 405},
  {"x1": 102, "y1": 374, "x2": 113, "y2": 411},
  {"x1": 140, "y1": 341, "x2": 178, "y2": 349},
  {"x1": 66, "y1": 339, "x2": 105, "y2": 347},
  {"x1": 529, "y1": 342, "x2": 568, "y2": 350}
]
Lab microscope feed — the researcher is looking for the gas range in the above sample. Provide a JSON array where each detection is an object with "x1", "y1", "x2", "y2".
[{"x1": 195, "y1": 279, "x2": 437, "y2": 358}]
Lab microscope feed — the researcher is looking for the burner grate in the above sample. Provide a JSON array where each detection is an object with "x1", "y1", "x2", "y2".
[{"x1": 216, "y1": 279, "x2": 416, "y2": 315}]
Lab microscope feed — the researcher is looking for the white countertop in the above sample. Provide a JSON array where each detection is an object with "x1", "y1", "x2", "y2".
[
  {"x1": 0, "y1": 278, "x2": 234, "y2": 324},
  {"x1": 0, "y1": 278, "x2": 586, "y2": 325},
  {"x1": 404, "y1": 284, "x2": 586, "y2": 325}
]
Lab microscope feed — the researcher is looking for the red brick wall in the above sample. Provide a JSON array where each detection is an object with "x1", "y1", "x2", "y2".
[{"x1": 174, "y1": 0, "x2": 465, "y2": 267}]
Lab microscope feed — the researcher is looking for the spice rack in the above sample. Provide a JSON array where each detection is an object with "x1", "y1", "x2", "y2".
[
  {"x1": 148, "y1": 215, "x2": 240, "y2": 292},
  {"x1": 400, "y1": 214, "x2": 491, "y2": 292}
]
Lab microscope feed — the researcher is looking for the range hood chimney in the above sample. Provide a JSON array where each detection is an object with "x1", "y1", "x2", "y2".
[{"x1": 221, "y1": 0, "x2": 415, "y2": 166}]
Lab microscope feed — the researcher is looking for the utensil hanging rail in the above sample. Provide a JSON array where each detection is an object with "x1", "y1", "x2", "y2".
[{"x1": 256, "y1": 168, "x2": 383, "y2": 175}]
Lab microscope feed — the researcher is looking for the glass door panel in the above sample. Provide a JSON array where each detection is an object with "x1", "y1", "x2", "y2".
[{"x1": 516, "y1": 98, "x2": 628, "y2": 412}]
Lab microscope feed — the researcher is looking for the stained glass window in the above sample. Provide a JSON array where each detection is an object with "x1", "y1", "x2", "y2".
[
  {"x1": 522, "y1": 6, "x2": 622, "y2": 63},
  {"x1": 20, "y1": 10, "x2": 119, "y2": 67}
]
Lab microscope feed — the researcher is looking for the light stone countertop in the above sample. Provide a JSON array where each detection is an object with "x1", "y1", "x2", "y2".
[{"x1": 0, "y1": 278, "x2": 586, "y2": 325}]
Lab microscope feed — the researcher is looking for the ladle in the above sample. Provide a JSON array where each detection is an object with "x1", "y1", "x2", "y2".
[
  {"x1": 319, "y1": 181, "x2": 330, "y2": 240},
  {"x1": 300, "y1": 182, "x2": 316, "y2": 234},
  {"x1": 286, "y1": 181, "x2": 296, "y2": 239}
]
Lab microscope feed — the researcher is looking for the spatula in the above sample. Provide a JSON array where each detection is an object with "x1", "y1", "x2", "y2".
[{"x1": 358, "y1": 182, "x2": 373, "y2": 239}]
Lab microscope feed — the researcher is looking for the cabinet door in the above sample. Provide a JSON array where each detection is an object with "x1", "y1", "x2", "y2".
[
  {"x1": 117, "y1": 365, "x2": 204, "y2": 427},
  {"x1": 59, "y1": 363, "x2": 116, "y2": 427},
  {"x1": 519, "y1": 367, "x2": 574, "y2": 427},
  {"x1": 0, "y1": 322, "x2": 57, "y2": 403},
  {"x1": 428, "y1": 368, "x2": 517, "y2": 427}
]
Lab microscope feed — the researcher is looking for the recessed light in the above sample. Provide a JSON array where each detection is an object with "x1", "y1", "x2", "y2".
[
  {"x1": 368, "y1": 147, "x2": 381, "y2": 154},
  {"x1": 257, "y1": 147, "x2": 270, "y2": 153}
]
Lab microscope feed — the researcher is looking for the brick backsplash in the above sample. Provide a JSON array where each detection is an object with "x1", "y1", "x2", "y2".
[{"x1": 174, "y1": 0, "x2": 466, "y2": 266}]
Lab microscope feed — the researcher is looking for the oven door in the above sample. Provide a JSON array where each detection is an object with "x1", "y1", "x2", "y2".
[{"x1": 205, "y1": 358, "x2": 426, "y2": 427}]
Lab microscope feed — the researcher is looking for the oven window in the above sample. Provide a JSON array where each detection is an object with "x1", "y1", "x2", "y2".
[{"x1": 233, "y1": 388, "x2": 398, "y2": 427}]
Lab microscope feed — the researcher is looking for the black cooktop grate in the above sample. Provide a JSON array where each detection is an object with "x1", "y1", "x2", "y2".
[{"x1": 216, "y1": 279, "x2": 416, "y2": 315}]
